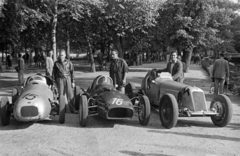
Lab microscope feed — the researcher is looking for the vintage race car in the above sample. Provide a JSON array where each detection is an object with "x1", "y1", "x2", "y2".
[
  {"x1": 137, "y1": 69, "x2": 233, "y2": 129},
  {"x1": 0, "y1": 74, "x2": 81, "y2": 125},
  {"x1": 78, "y1": 75, "x2": 150, "y2": 127}
]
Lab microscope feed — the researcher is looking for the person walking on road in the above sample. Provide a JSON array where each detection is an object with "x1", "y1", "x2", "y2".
[
  {"x1": 17, "y1": 53, "x2": 25, "y2": 85},
  {"x1": 52, "y1": 49, "x2": 77, "y2": 114},
  {"x1": 109, "y1": 49, "x2": 128, "y2": 94},
  {"x1": 45, "y1": 50, "x2": 54, "y2": 77},
  {"x1": 212, "y1": 53, "x2": 229, "y2": 95},
  {"x1": 157, "y1": 51, "x2": 184, "y2": 83}
]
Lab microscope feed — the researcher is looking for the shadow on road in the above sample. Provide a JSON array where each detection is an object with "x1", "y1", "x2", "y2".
[
  {"x1": 120, "y1": 150, "x2": 173, "y2": 156},
  {"x1": 148, "y1": 130, "x2": 240, "y2": 142},
  {"x1": 0, "y1": 119, "x2": 33, "y2": 130}
]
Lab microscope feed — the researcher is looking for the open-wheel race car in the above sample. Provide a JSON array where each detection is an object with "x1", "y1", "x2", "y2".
[
  {"x1": 78, "y1": 75, "x2": 150, "y2": 127},
  {"x1": 137, "y1": 69, "x2": 233, "y2": 129},
  {"x1": 0, "y1": 74, "x2": 81, "y2": 126}
]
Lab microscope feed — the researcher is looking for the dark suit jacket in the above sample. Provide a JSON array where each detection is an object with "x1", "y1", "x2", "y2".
[{"x1": 159, "y1": 59, "x2": 184, "y2": 83}]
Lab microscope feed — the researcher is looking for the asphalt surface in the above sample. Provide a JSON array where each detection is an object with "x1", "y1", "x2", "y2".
[{"x1": 0, "y1": 61, "x2": 239, "y2": 156}]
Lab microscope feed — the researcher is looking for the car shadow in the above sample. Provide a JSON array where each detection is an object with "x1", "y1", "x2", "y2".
[
  {"x1": 147, "y1": 130, "x2": 240, "y2": 142},
  {"x1": 0, "y1": 118, "x2": 33, "y2": 130},
  {"x1": 120, "y1": 150, "x2": 173, "y2": 156}
]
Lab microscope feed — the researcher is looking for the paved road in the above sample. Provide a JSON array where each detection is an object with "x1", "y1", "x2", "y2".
[{"x1": 0, "y1": 62, "x2": 239, "y2": 156}]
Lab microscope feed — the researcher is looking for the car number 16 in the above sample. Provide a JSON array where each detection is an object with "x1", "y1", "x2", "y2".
[{"x1": 112, "y1": 98, "x2": 123, "y2": 105}]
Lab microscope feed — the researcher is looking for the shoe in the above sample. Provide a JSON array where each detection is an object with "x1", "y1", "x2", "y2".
[{"x1": 70, "y1": 110, "x2": 78, "y2": 114}]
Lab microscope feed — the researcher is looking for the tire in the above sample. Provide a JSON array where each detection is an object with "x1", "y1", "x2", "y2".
[
  {"x1": 125, "y1": 82, "x2": 137, "y2": 98},
  {"x1": 79, "y1": 95, "x2": 88, "y2": 127},
  {"x1": 159, "y1": 94, "x2": 178, "y2": 129},
  {"x1": 210, "y1": 94, "x2": 233, "y2": 127},
  {"x1": 74, "y1": 86, "x2": 82, "y2": 110},
  {"x1": 12, "y1": 88, "x2": 18, "y2": 104},
  {"x1": 0, "y1": 97, "x2": 11, "y2": 126},
  {"x1": 138, "y1": 95, "x2": 151, "y2": 126},
  {"x1": 59, "y1": 95, "x2": 66, "y2": 124}
]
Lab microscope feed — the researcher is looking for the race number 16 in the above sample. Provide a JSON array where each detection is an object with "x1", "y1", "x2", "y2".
[{"x1": 112, "y1": 98, "x2": 123, "y2": 105}]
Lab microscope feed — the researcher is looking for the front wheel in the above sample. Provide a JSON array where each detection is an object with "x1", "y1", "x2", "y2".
[
  {"x1": 0, "y1": 97, "x2": 11, "y2": 126},
  {"x1": 74, "y1": 86, "x2": 83, "y2": 110},
  {"x1": 125, "y1": 82, "x2": 137, "y2": 98},
  {"x1": 159, "y1": 94, "x2": 178, "y2": 129},
  {"x1": 79, "y1": 95, "x2": 88, "y2": 127},
  {"x1": 210, "y1": 94, "x2": 233, "y2": 127},
  {"x1": 137, "y1": 95, "x2": 151, "y2": 126},
  {"x1": 59, "y1": 95, "x2": 66, "y2": 124}
]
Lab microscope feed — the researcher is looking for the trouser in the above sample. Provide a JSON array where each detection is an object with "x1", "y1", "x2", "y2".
[
  {"x1": 56, "y1": 77, "x2": 75, "y2": 112},
  {"x1": 18, "y1": 71, "x2": 24, "y2": 84},
  {"x1": 214, "y1": 78, "x2": 225, "y2": 95},
  {"x1": 175, "y1": 77, "x2": 184, "y2": 84},
  {"x1": 116, "y1": 86, "x2": 125, "y2": 94}
]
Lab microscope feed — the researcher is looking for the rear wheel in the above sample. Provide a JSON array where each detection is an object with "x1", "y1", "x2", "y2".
[
  {"x1": 0, "y1": 97, "x2": 11, "y2": 126},
  {"x1": 210, "y1": 94, "x2": 232, "y2": 127},
  {"x1": 125, "y1": 82, "x2": 138, "y2": 98},
  {"x1": 79, "y1": 95, "x2": 88, "y2": 127},
  {"x1": 137, "y1": 95, "x2": 151, "y2": 126},
  {"x1": 74, "y1": 86, "x2": 82, "y2": 110},
  {"x1": 59, "y1": 95, "x2": 66, "y2": 124},
  {"x1": 159, "y1": 94, "x2": 178, "y2": 129}
]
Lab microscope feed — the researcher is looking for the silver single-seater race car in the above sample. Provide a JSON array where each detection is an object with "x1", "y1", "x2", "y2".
[
  {"x1": 78, "y1": 75, "x2": 150, "y2": 127},
  {"x1": 137, "y1": 69, "x2": 232, "y2": 129},
  {"x1": 0, "y1": 74, "x2": 81, "y2": 125}
]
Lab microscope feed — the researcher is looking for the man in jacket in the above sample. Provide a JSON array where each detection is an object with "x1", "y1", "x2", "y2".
[
  {"x1": 109, "y1": 49, "x2": 128, "y2": 94},
  {"x1": 52, "y1": 49, "x2": 77, "y2": 114},
  {"x1": 157, "y1": 51, "x2": 184, "y2": 83},
  {"x1": 212, "y1": 53, "x2": 229, "y2": 95}
]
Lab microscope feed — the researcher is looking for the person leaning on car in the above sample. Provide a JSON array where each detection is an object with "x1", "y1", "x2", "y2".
[
  {"x1": 212, "y1": 53, "x2": 229, "y2": 95},
  {"x1": 157, "y1": 51, "x2": 184, "y2": 83},
  {"x1": 52, "y1": 49, "x2": 77, "y2": 114},
  {"x1": 109, "y1": 49, "x2": 128, "y2": 94}
]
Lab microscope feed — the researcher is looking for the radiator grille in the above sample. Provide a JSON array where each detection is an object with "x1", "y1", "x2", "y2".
[
  {"x1": 21, "y1": 106, "x2": 38, "y2": 117},
  {"x1": 192, "y1": 92, "x2": 207, "y2": 111}
]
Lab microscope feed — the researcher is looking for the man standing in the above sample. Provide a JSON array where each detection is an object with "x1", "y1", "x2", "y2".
[
  {"x1": 52, "y1": 49, "x2": 77, "y2": 114},
  {"x1": 212, "y1": 53, "x2": 229, "y2": 95},
  {"x1": 109, "y1": 49, "x2": 128, "y2": 94},
  {"x1": 45, "y1": 50, "x2": 54, "y2": 77},
  {"x1": 17, "y1": 53, "x2": 25, "y2": 85},
  {"x1": 157, "y1": 51, "x2": 184, "y2": 83}
]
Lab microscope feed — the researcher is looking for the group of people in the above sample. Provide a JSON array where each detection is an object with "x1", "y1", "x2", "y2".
[{"x1": 15, "y1": 48, "x2": 227, "y2": 115}]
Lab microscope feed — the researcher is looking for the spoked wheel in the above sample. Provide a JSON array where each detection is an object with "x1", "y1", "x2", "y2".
[
  {"x1": 74, "y1": 86, "x2": 82, "y2": 110},
  {"x1": 125, "y1": 82, "x2": 138, "y2": 98},
  {"x1": 79, "y1": 95, "x2": 88, "y2": 127},
  {"x1": 0, "y1": 97, "x2": 11, "y2": 126},
  {"x1": 159, "y1": 94, "x2": 178, "y2": 129},
  {"x1": 209, "y1": 84, "x2": 214, "y2": 94},
  {"x1": 137, "y1": 95, "x2": 151, "y2": 126},
  {"x1": 59, "y1": 95, "x2": 66, "y2": 124},
  {"x1": 210, "y1": 94, "x2": 233, "y2": 127}
]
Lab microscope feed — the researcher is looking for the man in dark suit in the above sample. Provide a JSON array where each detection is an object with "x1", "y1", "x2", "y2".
[
  {"x1": 212, "y1": 53, "x2": 229, "y2": 95},
  {"x1": 157, "y1": 51, "x2": 184, "y2": 83}
]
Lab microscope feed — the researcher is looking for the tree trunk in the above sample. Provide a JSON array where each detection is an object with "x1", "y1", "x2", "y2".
[
  {"x1": 51, "y1": 0, "x2": 58, "y2": 62},
  {"x1": 182, "y1": 47, "x2": 193, "y2": 73},
  {"x1": 113, "y1": 33, "x2": 123, "y2": 58},
  {"x1": 86, "y1": 37, "x2": 96, "y2": 72},
  {"x1": 66, "y1": 31, "x2": 70, "y2": 60}
]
